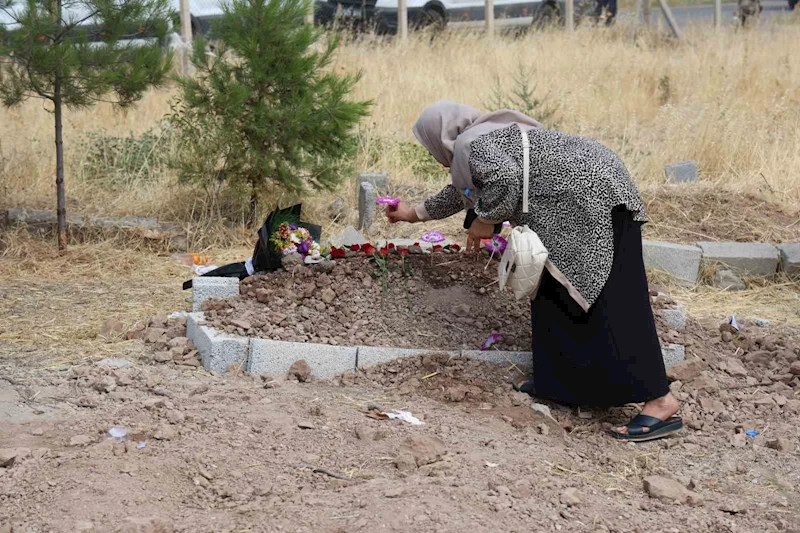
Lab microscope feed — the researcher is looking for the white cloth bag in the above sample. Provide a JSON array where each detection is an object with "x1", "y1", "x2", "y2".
[{"x1": 497, "y1": 127, "x2": 549, "y2": 301}]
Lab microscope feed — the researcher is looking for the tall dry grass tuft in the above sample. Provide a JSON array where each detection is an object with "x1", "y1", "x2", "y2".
[{"x1": 1, "y1": 21, "x2": 799, "y2": 247}]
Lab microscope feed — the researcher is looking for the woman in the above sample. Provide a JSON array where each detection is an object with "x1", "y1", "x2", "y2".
[{"x1": 386, "y1": 101, "x2": 682, "y2": 442}]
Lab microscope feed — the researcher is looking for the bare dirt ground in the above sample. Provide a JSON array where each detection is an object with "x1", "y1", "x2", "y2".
[{"x1": 2, "y1": 293, "x2": 800, "y2": 533}]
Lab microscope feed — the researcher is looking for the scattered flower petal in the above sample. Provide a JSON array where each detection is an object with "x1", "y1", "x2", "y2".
[{"x1": 481, "y1": 333, "x2": 503, "y2": 351}]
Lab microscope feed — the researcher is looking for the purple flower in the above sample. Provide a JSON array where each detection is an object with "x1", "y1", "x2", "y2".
[
  {"x1": 484, "y1": 235, "x2": 507, "y2": 254},
  {"x1": 297, "y1": 238, "x2": 311, "y2": 255},
  {"x1": 503, "y1": 221, "x2": 511, "y2": 228},
  {"x1": 421, "y1": 231, "x2": 445, "y2": 243},
  {"x1": 376, "y1": 196, "x2": 401, "y2": 206},
  {"x1": 480, "y1": 333, "x2": 502, "y2": 351},
  {"x1": 288, "y1": 224, "x2": 298, "y2": 230}
]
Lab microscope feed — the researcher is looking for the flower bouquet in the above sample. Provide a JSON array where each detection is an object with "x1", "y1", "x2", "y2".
[{"x1": 269, "y1": 223, "x2": 324, "y2": 264}]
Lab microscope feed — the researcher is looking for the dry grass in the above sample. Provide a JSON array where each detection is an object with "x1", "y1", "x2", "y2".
[
  {"x1": 2, "y1": 22, "x2": 800, "y2": 237},
  {"x1": 2, "y1": 20, "x2": 800, "y2": 355}
]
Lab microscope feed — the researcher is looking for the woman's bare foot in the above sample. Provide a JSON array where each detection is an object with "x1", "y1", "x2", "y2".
[{"x1": 614, "y1": 393, "x2": 680, "y2": 435}]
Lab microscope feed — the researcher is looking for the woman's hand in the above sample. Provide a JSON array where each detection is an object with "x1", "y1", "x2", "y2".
[
  {"x1": 466, "y1": 218, "x2": 495, "y2": 254},
  {"x1": 386, "y1": 201, "x2": 418, "y2": 224}
]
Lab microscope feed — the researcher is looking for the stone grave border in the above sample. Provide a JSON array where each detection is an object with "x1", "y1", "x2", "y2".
[{"x1": 183, "y1": 232, "x2": 799, "y2": 378}]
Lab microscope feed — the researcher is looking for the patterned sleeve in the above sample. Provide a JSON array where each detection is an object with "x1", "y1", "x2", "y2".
[
  {"x1": 470, "y1": 136, "x2": 523, "y2": 224},
  {"x1": 416, "y1": 184, "x2": 465, "y2": 221}
]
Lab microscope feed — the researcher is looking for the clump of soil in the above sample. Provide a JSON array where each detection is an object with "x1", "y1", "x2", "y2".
[{"x1": 202, "y1": 254, "x2": 532, "y2": 351}]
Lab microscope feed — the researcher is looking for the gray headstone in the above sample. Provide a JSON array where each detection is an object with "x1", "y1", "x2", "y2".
[
  {"x1": 664, "y1": 161, "x2": 698, "y2": 184},
  {"x1": 356, "y1": 172, "x2": 389, "y2": 195},
  {"x1": 358, "y1": 181, "x2": 377, "y2": 231}
]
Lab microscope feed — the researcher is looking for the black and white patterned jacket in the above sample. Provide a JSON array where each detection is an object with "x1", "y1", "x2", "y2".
[{"x1": 422, "y1": 124, "x2": 647, "y2": 309}]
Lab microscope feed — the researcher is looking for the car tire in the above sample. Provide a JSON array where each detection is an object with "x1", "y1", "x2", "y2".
[
  {"x1": 420, "y1": 6, "x2": 447, "y2": 31},
  {"x1": 531, "y1": 2, "x2": 560, "y2": 29}
]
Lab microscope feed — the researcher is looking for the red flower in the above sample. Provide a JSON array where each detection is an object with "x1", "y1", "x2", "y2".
[
  {"x1": 432, "y1": 245, "x2": 443, "y2": 251},
  {"x1": 379, "y1": 247, "x2": 389, "y2": 256},
  {"x1": 449, "y1": 244, "x2": 461, "y2": 252},
  {"x1": 330, "y1": 247, "x2": 346, "y2": 258},
  {"x1": 412, "y1": 242, "x2": 420, "y2": 247},
  {"x1": 361, "y1": 243, "x2": 376, "y2": 256},
  {"x1": 350, "y1": 244, "x2": 360, "y2": 252},
  {"x1": 387, "y1": 243, "x2": 396, "y2": 250},
  {"x1": 398, "y1": 248, "x2": 409, "y2": 256}
]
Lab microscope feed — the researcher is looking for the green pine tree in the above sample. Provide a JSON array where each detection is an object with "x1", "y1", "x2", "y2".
[
  {"x1": 0, "y1": 0, "x2": 173, "y2": 249},
  {"x1": 169, "y1": 0, "x2": 373, "y2": 226}
]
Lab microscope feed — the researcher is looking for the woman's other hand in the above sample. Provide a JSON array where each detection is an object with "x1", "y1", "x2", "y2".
[
  {"x1": 386, "y1": 202, "x2": 418, "y2": 224},
  {"x1": 466, "y1": 219, "x2": 495, "y2": 254}
]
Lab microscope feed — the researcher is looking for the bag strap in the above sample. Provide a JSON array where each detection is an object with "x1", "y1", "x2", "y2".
[{"x1": 520, "y1": 126, "x2": 530, "y2": 214}]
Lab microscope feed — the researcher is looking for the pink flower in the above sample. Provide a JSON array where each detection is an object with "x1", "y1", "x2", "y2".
[
  {"x1": 421, "y1": 231, "x2": 445, "y2": 243},
  {"x1": 484, "y1": 235, "x2": 507, "y2": 254},
  {"x1": 376, "y1": 197, "x2": 400, "y2": 206}
]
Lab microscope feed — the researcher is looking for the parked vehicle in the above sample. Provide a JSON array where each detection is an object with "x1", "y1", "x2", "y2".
[{"x1": 314, "y1": 0, "x2": 543, "y2": 34}]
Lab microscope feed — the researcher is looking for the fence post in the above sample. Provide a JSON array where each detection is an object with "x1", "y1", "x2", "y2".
[
  {"x1": 485, "y1": 0, "x2": 494, "y2": 35},
  {"x1": 398, "y1": 0, "x2": 408, "y2": 40},
  {"x1": 655, "y1": 0, "x2": 683, "y2": 39},
  {"x1": 634, "y1": 0, "x2": 643, "y2": 25},
  {"x1": 643, "y1": 0, "x2": 651, "y2": 26},
  {"x1": 565, "y1": 0, "x2": 574, "y2": 32},
  {"x1": 713, "y1": 0, "x2": 722, "y2": 28},
  {"x1": 179, "y1": 0, "x2": 192, "y2": 75}
]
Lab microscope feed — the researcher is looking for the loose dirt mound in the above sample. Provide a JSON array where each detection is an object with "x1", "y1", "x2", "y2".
[
  {"x1": 1, "y1": 311, "x2": 799, "y2": 532},
  {"x1": 202, "y1": 255, "x2": 532, "y2": 351}
]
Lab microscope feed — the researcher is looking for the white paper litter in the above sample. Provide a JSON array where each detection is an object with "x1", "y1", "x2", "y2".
[
  {"x1": 729, "y1": 314, "x2": 740, "y2": 332},
  {"x1": 386, "y1": 410, "x2": 424, "y2": 425},
  {"x1": 193, "y1": 264, "x2": 219, "y2": 275},
  {"x1": 168, "y1": 311, "x2": 190, "y2": 319}
]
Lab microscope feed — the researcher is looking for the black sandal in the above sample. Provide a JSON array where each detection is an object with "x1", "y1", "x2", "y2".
[
  {"x1": 610, "y1": 414, "x2": 684, "y2": 442},
  {"x1": 512, "y1": 375, "x2": 536, "y2": 395}
]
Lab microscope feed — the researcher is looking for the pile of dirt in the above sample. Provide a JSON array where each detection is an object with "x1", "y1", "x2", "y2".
[
  {"x1": 1, "y1": 307, "x2": 799, "y2": 532},
  {"x1": 201, "y1": 254, "x2": 532, "y2": 351}
]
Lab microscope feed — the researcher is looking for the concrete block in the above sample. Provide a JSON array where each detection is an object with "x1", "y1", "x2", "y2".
[
  {"x1": 247, "y1": 338, "x2": 357, "y2": 379},
  {"x1": 697, "y1": 241, "x2": 780, "y2": 276},
  {"x1": 661, "y1": 344, "x2": 685, "y2": 368},
  {"x1": 662, "y1": 305, "x2": 686, "y2": 330},
  {"x1": 187, "y1": 313, "x2": 249, "y2": 373},
  {"x1": 714, "y1": 269, "x2": 746, "y2": 291},
  {"x1": 642, "y1": 240, "x2": 702, "y2": 286},
  {"x1": 778, "y1": 243, "x2": 800, "y2": 275},
  {"x1": 356, "y1": 171, "x2": 389, "y2": 195},
  {"x1": 358, "y1": 182, "x2": 377, "y2": 231},
  {"x1": 357, "y1": 347, "x2": 458, "y2": 370},
  {"x1": 461, "y1": 350, "x2": 532, "y2": 368},
  {"x1": 192, "y1": 276, "x2": 240, "y2": 311},
  {"x1": 664, "y1": 161, "x2": 698, "y2": 184}
]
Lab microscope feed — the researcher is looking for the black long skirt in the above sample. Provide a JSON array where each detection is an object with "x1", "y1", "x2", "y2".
[{"x1": 530, "y1": 207, "x2": 670, "y2": 408}]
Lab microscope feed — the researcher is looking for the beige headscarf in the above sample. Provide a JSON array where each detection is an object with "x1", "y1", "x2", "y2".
[{"x1": 412, "y1": 100, "x2": 543, "y2": 202}]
